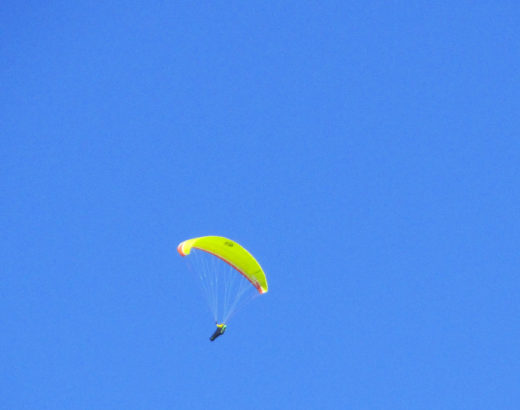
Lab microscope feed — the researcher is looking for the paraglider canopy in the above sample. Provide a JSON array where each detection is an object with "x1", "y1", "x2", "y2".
[{"x1": 177, "y1": 236, "x2": 268, "y2": 294}]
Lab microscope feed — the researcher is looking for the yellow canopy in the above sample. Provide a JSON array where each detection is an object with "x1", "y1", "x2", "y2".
[{"x1": 178, "y1": 236, "x2": 268, "y2": 294}]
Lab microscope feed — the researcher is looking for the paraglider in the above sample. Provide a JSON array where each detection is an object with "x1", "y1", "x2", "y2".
[
  {"x1": 178, "y1": 236, "x2": 268, "y2": 341},
  {"x1": 209, "y1": 323, "x2": 227, "y2": 341}
]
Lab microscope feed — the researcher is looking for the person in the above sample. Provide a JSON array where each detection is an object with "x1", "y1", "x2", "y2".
[{"x1": 209, "y1": 323, "x2": 227, "y2": 341}]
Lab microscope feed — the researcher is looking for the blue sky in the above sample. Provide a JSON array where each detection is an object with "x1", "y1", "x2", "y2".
[{"x1": 1, "y1": 2, "x2": 519, "y2": 409}]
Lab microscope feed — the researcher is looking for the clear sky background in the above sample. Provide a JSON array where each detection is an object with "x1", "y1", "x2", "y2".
[{"x1": 1, "y1": 2, "x2": 519, "y2": 409}]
